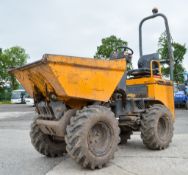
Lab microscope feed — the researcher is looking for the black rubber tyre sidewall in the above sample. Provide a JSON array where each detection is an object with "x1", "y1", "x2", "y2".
[
  {"x1": 30, "y1": 120, "x2": 66, "y2": 157},
  {"x1": 65, "y1": 105, "x2": 120, "y2": 169},
  {"x1": 141, "y1": 104, "x2": 174, "y2": 150}
]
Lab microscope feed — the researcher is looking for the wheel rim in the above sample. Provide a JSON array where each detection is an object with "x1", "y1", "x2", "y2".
[
  {"x1": 157, "y1": 117, "x2": 168, "y2": 139},
  {"x1": 88, "y1": 122, "x2": 113, "y2": 156}
]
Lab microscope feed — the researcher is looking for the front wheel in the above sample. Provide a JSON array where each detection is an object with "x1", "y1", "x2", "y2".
[
  {"x1": 141, "y1": 104, "x2": 174, "y2": 150},
  {"x1": 65, "y1": 105, "x2": 120, "y2": 169},
  {"x1": 30, "y1": 120, "x2": 67, "y2": 157}
]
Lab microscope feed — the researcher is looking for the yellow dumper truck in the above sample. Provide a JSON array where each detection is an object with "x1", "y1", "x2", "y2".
[{"x1": 9, "y1": 9, "x2": 175, "y2": 169}]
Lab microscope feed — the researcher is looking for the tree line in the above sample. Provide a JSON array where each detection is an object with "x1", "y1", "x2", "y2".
[{"x1": 0, "y1": 46, "x2": 29, "y2": 100}]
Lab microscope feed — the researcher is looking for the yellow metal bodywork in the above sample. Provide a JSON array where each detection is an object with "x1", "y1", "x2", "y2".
[
  {"x1": 10, "y1": 54, "x2": 126, "y2": 106},
  {"x1": 10, "y1": 54, "x2": 174, "y2": 118},
  {"x1": 126, "y1": 76, "x2": 175, "y2": 120}
]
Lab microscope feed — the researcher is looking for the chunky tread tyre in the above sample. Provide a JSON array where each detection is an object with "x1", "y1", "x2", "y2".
[
  {"x1": 65, "y1": 105, "x2": 120, "y2": 169},
  {"x1": 30, "y1": 120, "x2": 66, "y2": 157},
  {"x1": 141, "y1": 104, "x2": 174, "y2": 150}
]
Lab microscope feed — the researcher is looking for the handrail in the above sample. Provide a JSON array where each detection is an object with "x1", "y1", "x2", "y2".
[{"x1": 150, "y1": 60, "x2": 161, "y2": 77}]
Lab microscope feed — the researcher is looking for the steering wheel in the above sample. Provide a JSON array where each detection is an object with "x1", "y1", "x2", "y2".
[{"x1": 116, "y1": 46, "x2": 134, "y2": 55}]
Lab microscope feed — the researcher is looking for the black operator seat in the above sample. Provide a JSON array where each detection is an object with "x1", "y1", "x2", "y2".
[{"x1": 127, "y1": 53, "x2": 160, "y2": 77}]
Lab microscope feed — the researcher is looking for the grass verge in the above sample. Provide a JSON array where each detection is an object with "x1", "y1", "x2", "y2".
[{"x1": 0, "y1": 101, "x2": 12, "y2": 104}]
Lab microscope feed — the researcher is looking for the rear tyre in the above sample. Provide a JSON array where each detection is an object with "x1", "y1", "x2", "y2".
[
  {"x1": 141, "y1": 104, "x2": 174, "y2": 150},
  {"x1": 65, "y1": 105, "x2": 120, "y2": 169},
  {"x1": 119, "y1": 128, "x2": 133, "y2": 144},
  {"x1": 30, "y1": 120, "x2": 66, "y2": 157}
]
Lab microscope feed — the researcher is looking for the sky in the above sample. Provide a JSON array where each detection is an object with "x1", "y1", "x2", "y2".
[{"x1": 0, "y1": 0, "x2": 188, "y2": 70}]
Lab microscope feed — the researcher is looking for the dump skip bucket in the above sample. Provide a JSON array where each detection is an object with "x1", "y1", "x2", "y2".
[{"x1": 10, "y1": 54, "x2": 126, "y2": 102}]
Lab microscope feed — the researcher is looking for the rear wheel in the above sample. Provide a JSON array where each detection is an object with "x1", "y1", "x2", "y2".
[
  {"x1": 119, "y1": 128, "x2": 133, "y2": 144},
  {"x1": 30, "y1": 120, "x2": 66, "y2": 157},
  {"x1": 141, "y1": 104, "x2": 173, "y2": 150},
  {"x1": 65, "y1": 105, "x2": 120, "y2": 169}
]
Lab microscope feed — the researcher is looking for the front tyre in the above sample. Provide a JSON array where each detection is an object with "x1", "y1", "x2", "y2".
[
  {"x1": 30, "y1": 120, "x2": 67, "y2": 157},
  {"x1": 65, "y1": 105, "x2": 120, "y2": 169},
  {"x1": 141, "y1": 104, "x2": 174, "y2": 150}
]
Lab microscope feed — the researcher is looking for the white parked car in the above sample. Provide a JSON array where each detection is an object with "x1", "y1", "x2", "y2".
[
  {"x1": 25, "y1": 94, "x2": 34, "y2": 106},
  {"x1": 11, "y1": 89, "x2": 26, "y2": 104}
]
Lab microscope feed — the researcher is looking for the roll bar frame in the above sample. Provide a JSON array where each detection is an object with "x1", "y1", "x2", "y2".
[{"x1": 139, "y1": 9, "x2": 174, "y2": 81}]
